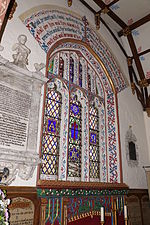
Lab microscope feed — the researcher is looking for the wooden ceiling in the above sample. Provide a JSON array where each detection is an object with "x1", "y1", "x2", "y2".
[{"x1": 69, "y1": 0, "x2": 150, "y2": 116}]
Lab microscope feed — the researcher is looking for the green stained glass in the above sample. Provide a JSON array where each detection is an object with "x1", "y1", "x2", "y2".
[{"x1": 48, "y1": 58, "x2": 54, "y2": 73}]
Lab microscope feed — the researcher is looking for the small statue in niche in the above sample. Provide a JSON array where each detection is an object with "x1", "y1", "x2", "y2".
[{"x1": 12, "y1": 34, "x2": 31, "y2": 69}]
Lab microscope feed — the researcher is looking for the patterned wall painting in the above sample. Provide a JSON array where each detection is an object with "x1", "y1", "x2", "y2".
[{"x1": 20, "y1": 5, "x2": 127, "y2": 93}]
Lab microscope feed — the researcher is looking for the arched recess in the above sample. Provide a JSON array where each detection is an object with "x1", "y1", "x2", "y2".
[
  {"x1": 20, "y1": 6, "x2": 126, "y2": 184},
  {"x1": 39, "y1": 38, "x2": 122, "y2": 184}
]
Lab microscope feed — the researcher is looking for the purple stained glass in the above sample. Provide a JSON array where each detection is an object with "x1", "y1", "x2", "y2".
[
  {"x1": 71, "y1": 121, "x2": 78, "y2": 140},
  {"x1": 90, "y1": 132, "x2": 97, "y2": 144},
  {"x1": 71, "y1": 104, "x2": 79, "y2": 116}
]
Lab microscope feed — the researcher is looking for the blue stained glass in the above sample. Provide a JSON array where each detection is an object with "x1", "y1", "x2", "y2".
[
  {"x1": 90, "y1": 133, "x2": 97, "y2": 144},
  {"x1": 70, "y1": 147, "x2": 79, "y2": 160},
  {"x1": 71, "y1": 104, "x2": 79, "y2": 116},
  {"x1": 47, "y1": 119, "x2": 57, "y2": 133},
  {"x1": 71, "y1": 122, "x2": 78, "y2": 140}
]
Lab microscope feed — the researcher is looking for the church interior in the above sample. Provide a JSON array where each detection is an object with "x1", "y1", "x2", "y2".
[{"x1": 0, "y1": 0, "x2": 150, "y2": 224}]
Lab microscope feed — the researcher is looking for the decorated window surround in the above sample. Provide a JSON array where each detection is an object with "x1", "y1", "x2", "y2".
[{"x1": 38, "y1": 38, "x2": 123, "y2": 185}]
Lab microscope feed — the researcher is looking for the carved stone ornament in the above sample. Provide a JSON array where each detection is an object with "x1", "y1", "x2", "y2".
[
  {"x1": 34, "y1": 62, "x2": 45, "y2": 72},
  {"x1": 0, "y1": 55, "x2": 48, "y2": 185},
  {"x1": 125, "y1": 126, "x2": 139, "y2": 167},
  {"x1": 0, "y1": 44, "x2": 4, "y2": 51},
  {"x1": 12, "y1": 34, "x2": 31, "y2": 70}
]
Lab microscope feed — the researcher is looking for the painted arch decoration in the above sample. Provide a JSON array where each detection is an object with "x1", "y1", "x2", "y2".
[
  {"x1": 20, "y1": 5, "x2": 126, "y2": 183},
  {"x1": 20, "y1": 5, "x2": 127, "y2": 93}
]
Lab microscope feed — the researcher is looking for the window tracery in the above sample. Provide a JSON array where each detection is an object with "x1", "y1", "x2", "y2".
[{"x1": 40, "y1": 46, "x2": 120, "y2": 183}]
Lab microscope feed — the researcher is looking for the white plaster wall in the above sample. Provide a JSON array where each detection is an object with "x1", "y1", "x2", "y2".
[
  {"x1": 118, "y1": 87, "x2": 149, "y2": 189},
  {"x1": 1, "y1": 0, "x2": 149, "y2": 188},
  {"x1": 144, "y1": 112, "x2": 150, "y2": 162}
]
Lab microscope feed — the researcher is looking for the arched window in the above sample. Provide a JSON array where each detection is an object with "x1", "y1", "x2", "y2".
[
  {"x1": 69, "y1": 56, "x2": 74, "y2": 83},
  {"x1": 67, "y1": 95, "x2": 82, "y2": 179},
  {"x1": 41, "y1": 84, "x2": 62, "y2": 179},
  {"x1": 88, "y1": 67, "x2": 91, "y2": 92},
  {"x1": 48, "y1": 58, "x2": 54, "y2": 74},
  {"x1": 89, "y1": 104, "x2": 100, "y2": 180},
  {"x1": 79, "y1": 61, "x2": 82, "y2": 87},
  {"x1": 59, "y1": 56, "x2": 64, "y2": 78},
  {"x1": 40, "y1": 42, "x2": 121, "y2": 184}
]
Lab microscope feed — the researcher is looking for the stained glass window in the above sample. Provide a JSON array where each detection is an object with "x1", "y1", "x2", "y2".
[
  {"x1": 70, "y1": 56, "x2": 74, "y2": 82},
  {"x1": 59, "y1": 56, "x2": 64, "y2": 78},
  {"x1": 79, "y1": 61, "x2": 82, "y2": 87},
  {"x1": 44, "y1": 49, "x2": 104, "y2": 182},
  {"x1": 48, "y1": 58, "x2": 54, "y2": 74},
  {"x1": 88, "y1": 71, "x2": 91, "y2": 92},
  {"x1": 41, "y1": 85, "x2": 62, "y2": 177},
  {"x1": 68, "y1": 96, "x2": 82, "y2": 178},
  {"x1": 89, "y1": 105, "x2": 100, "y2": 179}
]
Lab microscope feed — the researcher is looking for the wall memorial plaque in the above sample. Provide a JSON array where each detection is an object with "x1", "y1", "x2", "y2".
[
  {"x1": 0, "y1": 55, "x2": 48, "y2": 184},
  {"x1": 9, "y1": 197, "x2": 34, "y2": 225},
  {"x1": 0, "y1": 82, "x2": 30, "y2": 150}
]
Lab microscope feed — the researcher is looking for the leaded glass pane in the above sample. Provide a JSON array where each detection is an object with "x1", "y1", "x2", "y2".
[
  {"x1": 59, "y1": 56, "x2": 64, "y2": 78},
  {"x1": 68, "y1": 97, "x2": 82, "y2": 178},
  {"x1": 70, "y1": 56, "x2": 74, "y2": 82},
  {"x1": 79, "y1": 61, "x2": 82, "y2": 87},
  {"x1": 41, "y1": 86, "x2": 62, "y2": 177},
  {"x1": 89, "y1": 105, "x2": 100, "y2": 179},
  {"x1": 88, "y1": 73, "x2": 91, "y2": 92},
  {"x1": 48, "y1": 58, "x2": 54, "y2": 73}
]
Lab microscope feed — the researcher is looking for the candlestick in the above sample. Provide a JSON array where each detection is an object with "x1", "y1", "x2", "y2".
[
  {"x1": 124, "y1": 218, "x2": 128, "y2": 225},
  {"x1": 124, "y1": 205, "x2": 127, "y2": 219},
  {"x1": 101, "y1": 207, "x2": 104, "y2": 222}
]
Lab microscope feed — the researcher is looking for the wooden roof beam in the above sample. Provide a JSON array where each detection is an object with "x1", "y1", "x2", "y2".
[
  {"x1": 118, "y1": 14, "x2": 150, "y2": 37},
  {"x1": 108, "y1": 0, "x2": 120, "y2": 8},
  {"x1": 131, "y1": 49, "x2": 150, "y2": 59},
  {"x1": 127, "y1": 33, "x2": 146, "y2": 80},
  {"x1": 79, "y1": 0, "x2": 96, "y2": 14},
  {"x1": 93, "y1": 0, "x2": 126, "y2": 28},
  {"x1": 79, "y1": 0, "x2": 127, "y2": 57}
]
